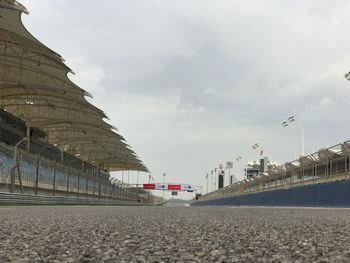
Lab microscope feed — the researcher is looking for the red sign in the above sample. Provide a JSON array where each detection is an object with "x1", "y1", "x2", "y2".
[
  {"x1": 168, "y1": 184, "x2": 181, "y2": 190},
  {"x1": 143, "y1": 184, "x2": 156, "y2": 189}
]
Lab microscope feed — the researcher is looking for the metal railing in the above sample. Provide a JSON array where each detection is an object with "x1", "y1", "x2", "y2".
[
  {"x1": 0, "y1": 192, "x2": 148, "y2": 206},
  {"x1": 0, "y1": 141, "x2": 156, "y2": 204},
  {"x1": 200, "y1": 140, "x2": 350, "y2": 202}
]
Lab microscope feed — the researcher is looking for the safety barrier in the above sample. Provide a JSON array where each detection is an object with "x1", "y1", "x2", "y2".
[
  {"x1": 199, "y1": 140, "x2": 350, "y2": 203},
  {"x1": 192, "y1": 178, "x2": 350, "y2": 207},
  {"x1": 0, "y1": 192, "x2": 148, "y2": 206}
]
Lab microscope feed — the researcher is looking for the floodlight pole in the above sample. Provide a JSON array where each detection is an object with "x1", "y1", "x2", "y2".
[
  {"x1": 281, "y1": 121, "x2": 297, "y2": 159},
  {"x1": 295, "y1": 121, "x2": 305, "y2": 156},
  {"x1": 206, "y1": 173, "x2": 209, "y2": 194},
  {"x1": 214, "y1": 168, "x2": 217, "y2": 191},
  {"x1": 285, "y1": 116, "x2": 305, "y2": 156},
  {"x1": 236, "y1": 156, "x2": 246, "y2": 180}
]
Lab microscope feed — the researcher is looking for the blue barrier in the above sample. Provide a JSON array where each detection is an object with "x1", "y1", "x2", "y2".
[{"x1": 193, "y1": 179, "x2": 350, "y2": 207}]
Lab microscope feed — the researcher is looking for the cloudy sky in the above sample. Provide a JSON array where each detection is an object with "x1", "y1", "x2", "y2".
[{"x1": 20, "y1": 0, "x2": 350, "y2": 198}]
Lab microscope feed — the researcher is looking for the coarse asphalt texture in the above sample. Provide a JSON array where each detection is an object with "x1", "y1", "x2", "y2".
[{"x1": 0, "y1": 205, "x2": 350, "y2": 262}]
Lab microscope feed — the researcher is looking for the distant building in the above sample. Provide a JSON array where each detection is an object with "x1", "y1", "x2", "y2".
[
  {"x1": 245, "y1": 157, "x2": 278, "y2": 178},
  {"x1": 245, "y1": 161, "x2": 261, "y2": 178}
]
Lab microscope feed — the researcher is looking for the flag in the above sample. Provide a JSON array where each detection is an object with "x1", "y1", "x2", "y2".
[{"x1": 260, "y1": 149, "x2": 263, "y2": 156}]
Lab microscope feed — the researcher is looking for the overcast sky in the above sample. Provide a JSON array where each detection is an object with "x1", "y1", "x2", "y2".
[{"x1": 20, "y1": 0, "x2": 350, "y2": 199}]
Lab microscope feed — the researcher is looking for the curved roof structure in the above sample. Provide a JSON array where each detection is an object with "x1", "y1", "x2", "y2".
[
  {"x1": 318, "y1": 148, "x2": 341, "y2": 161},
  {"x1": 0, "y1": 0, "x2": 148, "y2": 172}
]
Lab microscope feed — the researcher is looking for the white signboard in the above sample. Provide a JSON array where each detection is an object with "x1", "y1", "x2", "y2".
[
  {"x1": 181, "y1": 184, "x2": 195, "y2": 191},
  {"x1": 155, "y1": 183, "x2": 168, "y2": 190}
]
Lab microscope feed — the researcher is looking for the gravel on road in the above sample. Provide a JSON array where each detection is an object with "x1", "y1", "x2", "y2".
[{"x1": 0, "y1": 206, "x2": 349, "y2": 262}]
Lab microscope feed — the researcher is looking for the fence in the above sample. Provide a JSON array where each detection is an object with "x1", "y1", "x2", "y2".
[
  {"x1": 0, "y1": 192, "x2": 148, "y2": 206},
  {"x1": 199, "y1": 140, "x2": 350, "y2": 203},
  {"x1": 0, "y1": 141, "x2": 153, "y2": 204}
]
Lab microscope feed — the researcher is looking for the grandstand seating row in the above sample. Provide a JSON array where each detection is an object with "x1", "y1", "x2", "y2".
[{"x1": 0, "y1": 108, "x2": 146, "y2": 201}]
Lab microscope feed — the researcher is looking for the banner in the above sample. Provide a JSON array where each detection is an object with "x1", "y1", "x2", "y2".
[
  {"x1": 143, "y1": 184, "x2": 155, "y2": 190},
  {"x1": 143, "y1": 183, "x2": 197, "y2": 191},
  {"x1": 168, "y1": 184, "x2": 181, "y2": 190}
]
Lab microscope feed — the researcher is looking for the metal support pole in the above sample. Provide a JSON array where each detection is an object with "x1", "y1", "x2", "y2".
[
  {"x1": 25, "y1": 124, "x2": 31, "y2": 152},
  {"x1": 298, "y1": 123, "x2": 305, "y2": 156},
  {"x1": 92, "y1": 168, "x2": 96, "y2": 199},
  {"x1": 346, "y1": 155, "x2": 349, "y2": 179},
  {"x1": 10, "y1": 166, "x2": 15, "y2": 193},
  {"x1": 98, "y1": 167, "x2": 101, "y2": 199},
  {"x1": 163, "y1": 172, "x2": 165, "y2": 200},
  {"x1": 52, "y1": 161, "x2": 56, "y2": 196},
  {"x1": 60, "y1": 149, "x2": 64, "y2": 164},
  {"x1": 86, "y1": 168, "x2": 89, "y2": 199},
  {"x1": 117, "y1": 182, "x2": 120, "y2": 199},
  {"x1": 77, "y1": 171, "x2": 80, "y2": 199},
  {"x1": 35, "y1": 155, "x2": 39, "y2": 195},
  {"x1": 109, "y1": 178, "x2": 117, "y2": 199},
  {"x1": 16, "y1": 159, "x2": 23, "y2": 194},
  {"x1": 104, "y1": 174, "x2": 107, "y2": 197},
  {"x1": 206, "y1": 174, "x2": 208, "y2": 194},
  {"x1": 345, "y1": 152, "x2": 350, "y2": 179},
  {"x1": 66, "y1": 167, "x2": 70, "y2": 197},
  {"x1": 11, "y1": 137, "x2": 28, "y2": 193},
  {"x1": 312, "y1": 161, "x2": 316, "y2": 184},
  {"x1": 228, "y1": 168, "x2": 231, "y2": 187},
  {"x1": 329, "y1": 158, "x2": 332, "y2": 182},
  {"x1": 214, "y1": 169, "x2": 217, "y2": 191},
  {"x1": 78, "y1": 160, "x2": 84, "y2": 199}
]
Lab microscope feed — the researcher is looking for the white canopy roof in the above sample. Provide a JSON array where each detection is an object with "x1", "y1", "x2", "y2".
[{"x1": 0, "y1": 0, "x2": 148, "y2": 172}]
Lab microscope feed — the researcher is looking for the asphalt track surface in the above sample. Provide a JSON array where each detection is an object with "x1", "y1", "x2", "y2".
[{"x1": 0, "y1": 206, "x2": 350, "y2": 262}]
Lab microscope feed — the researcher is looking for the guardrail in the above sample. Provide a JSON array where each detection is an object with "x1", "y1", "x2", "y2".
[
  {"x1": 0, "y1": 192, "x2": 149, "y2": 206},
  {"x1": 200, "y1": 172, "x2": 350, "y2": 202}
]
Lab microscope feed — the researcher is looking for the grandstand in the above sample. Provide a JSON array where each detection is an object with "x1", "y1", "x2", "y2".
[{"x1": 0, "y1": 0, "x2": 156, "y2": 203}]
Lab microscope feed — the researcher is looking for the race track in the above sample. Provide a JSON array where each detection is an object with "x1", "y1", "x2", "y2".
[{"x1": 0, "y1": 206, "x2": 349, "y2": 262}]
